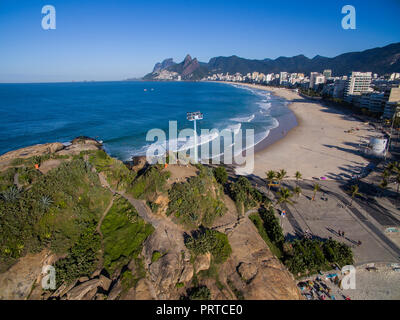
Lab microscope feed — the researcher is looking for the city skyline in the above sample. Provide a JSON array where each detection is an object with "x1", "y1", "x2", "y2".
[{"x1": 1, "y1": 0, "x2": 400, "y2": 82}]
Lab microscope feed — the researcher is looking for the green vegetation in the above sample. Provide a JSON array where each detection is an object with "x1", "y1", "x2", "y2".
[
  {"x1": 88, "y1": 149, "x2": 136, "y2": 191},
  {"x1": 54, "y1": 226, "x2": 101, "y2": 286},
  {"x1": 277, "y1": 187, "x2": 294, "y2": 205},
  {"x1": 0, "y1": 158, "x2": 112, "y2": 272},
  {"x1": 228, "y1": 176, "x2": 266, "y2": 214},
  {"x1": 0, "y1": 168, "x2": 16, "y2": 192},
  {"x1": 250, "y1": 206, "x2": 353, "y2": 277},
  {"x1": 101, "y1": 196, "x2": 154, "y2": 274},
  {"x1": 167, "y1": 169, "x2": 226, "y2": 228},
  {"x1": 249, "y1": 212, "x2": 282, "y2": 259},
  {"x1": 128, "y1": 165, "x2": 170, "y2": 200},
  {"x1": 184, "y1": 228, "x2": 232, "y2": 264},
  {"x1": 258, "y1": 206, "x2": 284, "y2": 247},
  {"x1": 348, "y1": 185, "x2": 362, "y2": 206},
  {"x1": 120, "y1": 258, "x2": 147, "y2": 291},
  {"x1": 284, "y1": 238, "x2": 353, "y2": 276},
  {"x1": 265, "y1": 170, "x2": 276, "y2": 195},
  {"x1": 213, "y1": 166, "x2": 228, "y2": 185},
  {"x1": 187, "y1": 286, "x2": 211, "y2": 300},
  {"x1": 312, "y1": 183, "x2": 321, "y2": 201},
  {"x1": 151, "y1": 251, "x2": 162, "y2": 263}
]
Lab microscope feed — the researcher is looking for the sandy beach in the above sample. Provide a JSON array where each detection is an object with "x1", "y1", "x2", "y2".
[{"x1": 231, "y1": 83, "x2": 378, "y2": 180}]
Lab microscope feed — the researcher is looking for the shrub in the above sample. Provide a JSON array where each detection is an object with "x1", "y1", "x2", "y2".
[
  {"x1": 228, "y1": 176, "x2": 265, "y2": 213},
  {"x1": 128, "y1": 166, "x2": 170, "y2": 200},
  {"x1": 167, "y1": 175, "x2": 226, "y2": 228},
  {"x1": 54, "y1": 226, "x2": 101, "y2": 286},
  {"x1": 249, "y1": 212, "x2": 283, "y2": 259},
  {"x1": 258, "y1": 206, "x2": 284, "y2": 246},
  {"x1": 188, "y1": 286, "x2": 211, "y2": 300},
  {"x1": 213, "y1": 166, "x2": 228, "y2": 185},
  {"x1": 184, "y1": 228, "x2": 232, "y2": 264},
  {"x1": 151, "y1": 251, "x2": 162, "y2": 263},
  {"x1": 0, "y1": 159, "x2": 112, "y2": 271},
  {"x1": 283, "y1": 238, "x2": 353, "y2": 276},
  {"x1": 101, "y1": 196, "x2": 154, "y2": 274}
]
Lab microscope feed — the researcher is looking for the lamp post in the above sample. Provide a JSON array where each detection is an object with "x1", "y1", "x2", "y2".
[{"x1": 187, "y1": 111, "x2": 203, "y2": 163}]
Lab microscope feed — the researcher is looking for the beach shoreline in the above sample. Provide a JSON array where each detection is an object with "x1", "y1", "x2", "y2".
[{"x1": 219, "y1": 81, "x2": 377, "y2": 180}]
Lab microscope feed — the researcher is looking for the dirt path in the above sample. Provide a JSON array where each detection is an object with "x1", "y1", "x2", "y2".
[
  {"x1": 13, "y1": 173, "x2": 23, "y2": 189},
  {"x1": 96, "y1": 195, "x2": 114, "y2": 269}
]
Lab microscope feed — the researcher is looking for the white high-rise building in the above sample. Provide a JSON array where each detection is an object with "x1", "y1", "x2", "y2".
[
  {"x1": 309, "y1": 72, "x2": 320, "y2": 89},
  {"x1": 345, "y1": 72, "x2": 372, "y2": 96}
]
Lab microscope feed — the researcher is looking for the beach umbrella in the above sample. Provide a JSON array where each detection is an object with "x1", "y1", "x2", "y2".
[{"x1": 320, "y1": 176, "x2": 327, "y2": 180}]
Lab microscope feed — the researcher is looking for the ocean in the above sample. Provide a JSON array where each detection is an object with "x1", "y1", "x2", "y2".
[{"x1": 0, "y1": 81, "x2": 294, "y2": 161}]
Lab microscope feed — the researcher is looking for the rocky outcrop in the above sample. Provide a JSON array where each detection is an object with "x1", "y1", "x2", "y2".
[
  {"x1": 181, "y1": 55, "x2": 200, "y2": 77},
  {"x1": 237, "y1": 262, "x2": 258, "y2": 282},
  {"x1": 216, "y1": 215, "x2": 303, "y2": 300},
  {"x1": 0, "y1": 142, "x2": 64, "y2": 164},
  {"x1": 194, "y1": 253, "x2": 211, "y2": 273},
  {"x1": 153, "y1": 58, "x2": 175, "y2": 73},
  {"x1": 141, "y1": 220, "x2": 192, "y2": 299},
  {"x1": 0, "y1": 250, "x2": 54, "y2": 300}
]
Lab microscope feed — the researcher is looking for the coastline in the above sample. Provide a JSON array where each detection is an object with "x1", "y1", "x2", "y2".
[
  {"x1": 217, "y1": 81, "x2": 299, "y2": 154},
  {"x1": 220, "y1": 81, "x2": 376, "y2": 180}
]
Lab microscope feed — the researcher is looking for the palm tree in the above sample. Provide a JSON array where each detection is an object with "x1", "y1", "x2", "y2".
[
  {"x1": 276, "y1": 169, "x2": 287, "y2": 188},
  {"x1": 349, "y1": 185, "x2": 362, "y2": 206},
  {"x1": 382, "y1": 169, "x2": 390, "y2": 180},
  {"x1": 312, "y1": 183, "x2": 320, "y2": 201},
  {"x1": 293, "y1": 186, "x2": 302, "y2": 199},
  {"x1": 295, "y1": 171, "x2": 302, "y2": 186},
  {"x1": 265, "y1": 170, "x2": 276, "y2": 194},
  {"x1": 277, "y1": 187, "x2": 293, "y2": 205}
]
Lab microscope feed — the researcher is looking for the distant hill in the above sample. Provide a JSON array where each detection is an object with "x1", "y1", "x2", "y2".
[{"x1": 143, "y1": 42, "x2": 400, "y2": 80}]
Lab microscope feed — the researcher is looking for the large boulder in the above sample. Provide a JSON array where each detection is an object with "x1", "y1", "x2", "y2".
[
  {"x1": 194, "y1": 253, "x2": 211, "y2": 273},
  {"x1": 0, "y1": 250, "x2": 53, "y2": 300}
]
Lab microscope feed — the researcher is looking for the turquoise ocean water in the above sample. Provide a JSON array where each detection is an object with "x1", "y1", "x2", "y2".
[{"x1": 0, "y1": 81, "x2": 293, "y2": 161}]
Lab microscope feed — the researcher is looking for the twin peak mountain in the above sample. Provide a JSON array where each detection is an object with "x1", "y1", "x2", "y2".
[
  {"x1": 144, "y1": 54, "x2": 207, "y2": 81},
  {"x1": 142, "y1": 42, "x2": 400, "y2": 81}
]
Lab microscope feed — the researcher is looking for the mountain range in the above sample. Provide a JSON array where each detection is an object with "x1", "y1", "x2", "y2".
[{"x1": 143, "y1": 42, "x2": 400, "y2": 80}]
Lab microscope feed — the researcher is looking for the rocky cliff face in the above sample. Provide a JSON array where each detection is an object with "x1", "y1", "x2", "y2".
[
  {"x1": 152, "y1": 58, "x2": 175, "y2": 73},
  {"x1": 0, "y1": 142, "x2": 302, "y2": 300},
  {"x1": 144, "y1": 54, "x2": 206, "y2": 81}
]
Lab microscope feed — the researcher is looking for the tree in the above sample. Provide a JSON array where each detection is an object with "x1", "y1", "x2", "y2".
[
  {"x1": 295, "y1": 171, "x2": 302, "y2": 185},
  {"x1": 265, "y1": 170, "x2": 276, "y2": 195},
  {"x1": 312, "y1": 183, "x2": 320, "y2": 201},
  {"x1": 348, "y1": 185, "x2": 362, "y2": 206},
  {"x1": 276, "y1": 169, "x2": 287, "y2": 188},
  {"x1": 293, "y1": 186, "x2": 302, "y2": 199},
  {"x1": 277, "y1": 187, "x2": 293, "y2": 206},
  {"x1": 213, "y1": 166, "x2": 228, "y2": 185}
]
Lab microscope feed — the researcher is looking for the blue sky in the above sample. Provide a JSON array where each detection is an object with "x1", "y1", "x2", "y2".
[{"x1": 0, "y1": 0, "x2": 399, "y2": 82}]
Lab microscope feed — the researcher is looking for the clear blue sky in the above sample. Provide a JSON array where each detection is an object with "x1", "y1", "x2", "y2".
[{"x1": 0, "y1": 0, "x2": 399, "y2": 82}]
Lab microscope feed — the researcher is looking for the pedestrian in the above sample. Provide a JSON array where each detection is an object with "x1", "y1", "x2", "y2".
[
  {"x1": 338, "y1": 229, "x2": 341, "y2": 236},
  {"x1": 342, "y1": 231, "x2": 345, "y2": 237}
]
